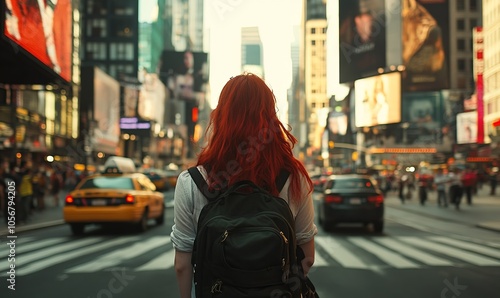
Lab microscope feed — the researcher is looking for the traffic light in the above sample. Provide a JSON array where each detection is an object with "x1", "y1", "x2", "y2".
[{"x1": 191, "y1": 106, "x2": 199, "y2": 123}]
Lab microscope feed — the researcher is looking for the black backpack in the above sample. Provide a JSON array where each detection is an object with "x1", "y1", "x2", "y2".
[{"x1": 188, "y1": 167, "x2": 301, "y2": 298}]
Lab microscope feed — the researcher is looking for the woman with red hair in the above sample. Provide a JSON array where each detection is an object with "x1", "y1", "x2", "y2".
[{"x1": 171, "y1": 73, "x2": 317, "y2": 297}]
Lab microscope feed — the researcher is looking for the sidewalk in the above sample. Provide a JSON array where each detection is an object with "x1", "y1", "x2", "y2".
[
  {"x1": 385, "y1": 185, "x2": 500, "y2": 233},
  {"x1": 0, "y1": 190, "x2": 68, "y2": 236}
]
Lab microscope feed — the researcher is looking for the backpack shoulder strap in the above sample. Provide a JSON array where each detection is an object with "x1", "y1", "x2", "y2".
[
  {"x1": 276, "y1": 169, "x2": 290, "y2": 193},
  {"x1": 188, "y1": 166, "x2": 221, "y2": 202},
  {"x1": 188, "y1": 167, "x2": 290, "y2": 199}
]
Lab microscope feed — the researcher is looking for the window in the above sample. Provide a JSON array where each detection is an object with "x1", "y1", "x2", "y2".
[
  {"x1": 322, "y1": 28, "x2": 327, "y2": 34},
  {"x1": 79, "y1": 177, "x2": 135, "y2": 190},
  {"x1": 457, "y1": 39, "x2": 466, "y2": 51},
  {"x1": 458, "y1": 59, "x2": 466, "y2": 71},
  {"x1": 470, "y1": 19, "x2": 478, "y2": 29},
  {"x1": 311, "y1": 40, "x2": 316, "y2": 46},
  {"x1": 87, "y1": 19, "x2": 107, "y2": 37},
  {"x1": 311, "y1": 28, "x2": 316, "y2": 34},
  {"x1": 457, "y1": 19, "x2": 465, "y2": 31},
  {"x1": 470, "y1": 0, "x2": 477, "y2": 11},
  {"x1": 86, "y1": 43, "x2": 107, "y2": 60},
  {"x1": 110, "y1": 43, "x2": 134, "y2": 60},
  {"x1": 456, "y1": 0, "x2": 465, "y2": 11}
]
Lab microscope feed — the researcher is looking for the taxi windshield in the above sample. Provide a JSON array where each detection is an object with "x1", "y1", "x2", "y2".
[{"x1": 79, "y1": 177, "x2": 135, "y2": 190}]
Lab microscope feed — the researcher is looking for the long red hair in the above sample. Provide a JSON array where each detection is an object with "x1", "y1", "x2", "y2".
[{"x1": 196, "y1": 73, "x2": 312, "y2": 203}]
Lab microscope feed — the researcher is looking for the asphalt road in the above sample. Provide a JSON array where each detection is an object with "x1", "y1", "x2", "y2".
[{"x1": 0, "y1": 194, "x2": 499, "y2": 298}]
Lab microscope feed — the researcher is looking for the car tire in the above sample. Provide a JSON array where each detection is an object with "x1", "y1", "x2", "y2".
[
  {"x1": 70, "y1": 223, "x2": 85, "y2": 235},
  {"x1": 373, "y1": 221, "x2": 384, "y2": 233},
  {"x1": 137, "y1": 209, "x2": 149, "y2": 232},
  {"x1": 155, "y1": 207, "x2": 165, "y2": 225}
]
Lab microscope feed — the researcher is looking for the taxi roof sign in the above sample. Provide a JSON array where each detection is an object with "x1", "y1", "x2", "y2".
[{"x1": 103, "y1": 157, "x2": 136, "y2": 174}]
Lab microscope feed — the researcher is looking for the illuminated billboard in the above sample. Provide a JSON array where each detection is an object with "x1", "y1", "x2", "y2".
[
  {"x1": 401, "y1": 91, "x2": 444, "y2": 145},
  {"x1": 354, "y1": 72, "x2": 401, "y2": 127},
  {"x1": 339, "y1": 0, "x2": 386, "y2": 83},
  {"x1": 3, "y1": 0, "x2": 72, "y2": 82},
  {"x1": 456, "y1": 111, "x2": 477, "y2": 144},
  {"x1": 402, "y1": 0, "x2": 449, "y2": 91},
  {"x1": 93, "y1": 68, "x2": 120, "y2": 154}
]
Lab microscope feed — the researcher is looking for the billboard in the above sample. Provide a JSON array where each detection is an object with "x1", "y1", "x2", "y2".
[
  {"x1": 402, "y1": 91, "x2": 443, "y2": 145},
  {"x1": 138, "y1": 73, "x2": 166, "y2": 125},
  {"x1": 401, "y1": 0, "x2": 449, "y2": 91},
  {"x1": 93, "y1": 68, "x2": 120, "y2": 154},
  {"x1": 159, "y1": 50, "x2": 208, "y2": 106},
  {"x1": 339, "y1": 0, "x2": 386, "y2": 83},
  {"x1": 354, "y1": 72, "x2": 401, "y2": 127},
  {"x1": 3, "y1": 0, "x2": 72, "y2": 82},
  {"x1": 456, "y1": 111, "x2": 477, "y2": 144}
]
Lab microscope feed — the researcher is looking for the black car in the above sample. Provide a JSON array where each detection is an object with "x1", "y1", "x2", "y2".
[{"x1": 317, "y1": 174, "x2": 384, "y2": 233}]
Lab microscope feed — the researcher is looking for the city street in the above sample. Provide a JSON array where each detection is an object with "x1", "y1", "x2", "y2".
[{"x1": 0, "y1": 189, "x2": 499, "y2": 297}]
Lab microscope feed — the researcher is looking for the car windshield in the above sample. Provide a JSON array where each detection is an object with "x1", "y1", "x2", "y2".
[
  {"x1": 79, "y1": 177, "x2": 135, "y2": 190},
  {"x1": 331, "y1": 178, "x2": 375, "y2": 190}
]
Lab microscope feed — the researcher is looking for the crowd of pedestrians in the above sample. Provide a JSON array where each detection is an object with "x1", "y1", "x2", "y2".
[
  {"x1": 0, "y1": 160, "x2": 85, "y2": 225},
  {"x1": 390, "y1": 166, "x2": 499, "y2": 210}
]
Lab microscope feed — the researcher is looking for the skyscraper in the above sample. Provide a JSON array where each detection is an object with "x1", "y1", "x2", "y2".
[{"x1": 241, "y1": 27, "x2": 264, "y2": 78}]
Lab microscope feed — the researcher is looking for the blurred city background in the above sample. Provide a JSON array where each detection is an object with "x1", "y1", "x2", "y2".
[{"x1": 0, "y1": 0, "x2": 497, "y2": 178}]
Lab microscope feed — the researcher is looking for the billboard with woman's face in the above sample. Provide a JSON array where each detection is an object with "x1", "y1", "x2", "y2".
[
  {"x1": 159, "y1": 50, "x2": 209, "y2": 105},
  {"x1": 354, "y1": 72, "x2": 401, "y2": 127},
  {"x1": 339, "y1": 0, "x2": 386, "y2": 83},
  {"x1": 3, "y1": 0, "x2": 72, "y2": 82}
]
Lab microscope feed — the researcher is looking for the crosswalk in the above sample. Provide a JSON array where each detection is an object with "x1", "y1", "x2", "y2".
[{"x1": 1, "y1": 235, "x2": 500, "y2": 276}]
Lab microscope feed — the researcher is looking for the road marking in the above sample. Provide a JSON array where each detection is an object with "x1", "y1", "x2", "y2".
[
  {"x1": 312, "y1": 249, "x2": 328, "y2": 267},
  {"x1": 315, "y1": 236, "x2": 368, "y2": 269},
  {"x1": 16, "y1": 238, "x2": 69, "y2": 254},
  {"x1": 373, "y1": 238, "x2": 453, "y2": 266},
  {"x1": 429, "y1": 236, "x2": 500, "y2": 259},
  {"x1": 66, "y1": 236, "x2": 170, "y2": 273},
  {"x1": 0, "y1": 237, "x2": 103, "y2": 272},
  {"x1": 4, "y1": 237, "x2": 139, "y2": 276},
  {"x1": 349, "y1": 238, "x2": 420, "y2": 269},
  {"x1": 400, "y1": 237, "x2": 500, "y2": 266},
  {"x1": 136, "y1": 248, "x2": 176, "y2": 271}
]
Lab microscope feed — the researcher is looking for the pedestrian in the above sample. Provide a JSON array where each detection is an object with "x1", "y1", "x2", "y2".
[
  {"x1": 18, "y1": 161, "x2": 34, "y2": 223},
  {"x1": 434, "y1": 168, "x2": 448, "y2": 207},
  {"x1": 417, "y1": 171, "x2": 431, "y2": 206},
  {"x1": 461, "y1": 167, "x2": 477, "y2": 205},
  {"x1": 448, "y1": 168, "x2": 463, "y2": 210},
  {"x1": 49, "y1": 168, "x2": 62, "y2": 207},
  {"x1": 489, "y1": 168, "x2": 498, "y2": 195},
  {"x1": 398, "y1": 175, "x2": 406, "y2": 204},
  {"x1": 32, "y1": 168, "x2": 46, "y2": 211},
  {"x1": 170, "y1": 73, "x2": 317, "y2": 298}
]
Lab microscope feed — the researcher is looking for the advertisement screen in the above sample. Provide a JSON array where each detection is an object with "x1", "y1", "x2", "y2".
[
  {"x1": 159, "y1": 50, "x2": 209, "y2": 106},
  {"x1": 339, "y1": 0, "x2": 386, "y2": 83},
  {"x1": 354, "y1": 72, "x2": 401, "y2": 127},
  {"x1": 4, "y1": 0, "x2": 72, "y2": 82},
  {"x1": 138, "y1": 73, "x2": 166, "y2": 125},
  {"x1": 402, "y1": 0, "x2": 449, "y2": 91},
  {"x1": 402, "y1": 91, "x2": 443, "y2": 145},
  {"x1": 123, "y1": 86, "x2": 139, "y2": 118},
  {"x1": 93, "y1": 68, "x2": 120, "y2": 154},
  {"x1": 456, "y1": 111, "x2": 477, "y2": 144}
]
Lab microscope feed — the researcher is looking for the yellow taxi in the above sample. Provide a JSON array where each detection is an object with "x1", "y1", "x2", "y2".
[{"x1": 63, "y1": 157, "x2": 165, "y2": 235}]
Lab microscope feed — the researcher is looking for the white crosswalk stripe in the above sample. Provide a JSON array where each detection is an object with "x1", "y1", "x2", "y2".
[
  {"x1": 373, "y1": 238, "x2": 453, "y2": 266},
  {"x1": 3, "y1": 235, "x2": 500, "y2": 276},
  {"x1": 66, "y1": 236, "x2": 170, "y2": 273},
  {"x1": 349, "y1": 237, "x2": 420, "y2": 269},
  {"x1": 429, "y1": 236, "x2": 500, "y2": 259},
  {"x1": 315, "y1": 236, "x2": 369, "y2": 269},
  {"x1": 0, "y1": 237, "x2": 104, "y2": 272},
  {"x1": 136, "y1": 248, "x2": 176, "y2": 271},
  {"x1": 400, "y1": 237, "x2": 500, "y2": 266}
]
